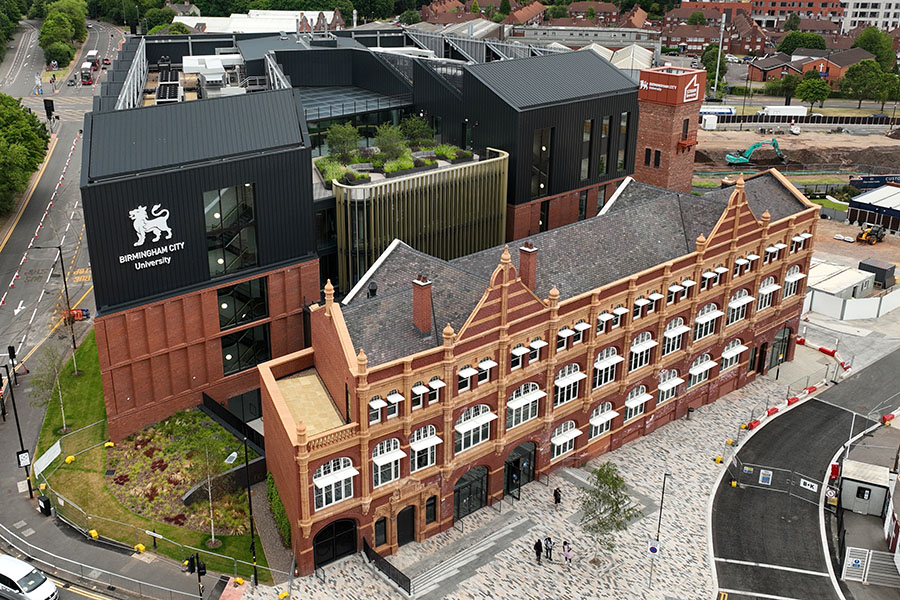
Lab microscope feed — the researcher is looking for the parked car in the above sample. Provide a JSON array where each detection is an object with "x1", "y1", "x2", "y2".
[
  {"x1": 102, "y1": 57, "x2": 111, "y2": 65},
  {"x1": 743, "y1": 55, "x2": 754, "y2": 62},
  {"x1": 704, "y1": 96, "x2": 724, "y2": 103},
  {"x1": 871, "y1": 113, "x2": 889, "y2": 119},
  {"x1": 725, "y1": 54, "x2": 740, "y2": 63},
  {"x1": 690, "y1": 60, "x2": 700, "y2": 68},
  {"x1": 0, "y1": 556, "x2": 58, "y2": 600}
]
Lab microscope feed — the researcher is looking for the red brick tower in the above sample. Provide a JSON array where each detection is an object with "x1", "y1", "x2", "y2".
[{"x1": 633, "y1": 66, "x2": 706, "y2": 193}]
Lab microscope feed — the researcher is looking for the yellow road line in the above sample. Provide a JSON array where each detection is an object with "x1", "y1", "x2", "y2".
[
  {"x1": 0, "y1": 135, "x2": 60, "y2": 255},
  {"x1": 47, "y1": 576, "x2": 115, "y2": 600}
]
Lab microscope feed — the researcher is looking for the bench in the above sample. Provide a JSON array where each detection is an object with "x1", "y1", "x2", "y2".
[
  {"x1": 351, "y1": 162, "x2": 374, "y2": 172},
  {"x1": 412, "y1": 151, "x2": 436, "y2": 159}
]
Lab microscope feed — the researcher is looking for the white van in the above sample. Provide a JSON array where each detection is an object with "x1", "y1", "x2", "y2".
[{"x1": 0, "y1": 556, "x2": 58, "y2": 600}]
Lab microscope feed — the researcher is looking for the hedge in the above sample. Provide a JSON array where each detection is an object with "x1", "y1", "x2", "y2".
[{"x1": 266, "y1": 472, "x2": 292, "y2": 548}]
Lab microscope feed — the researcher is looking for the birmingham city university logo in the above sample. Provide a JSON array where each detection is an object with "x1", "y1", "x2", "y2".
[{"x1": 129, "y1": 204, "x2": 173, "y2": 247}]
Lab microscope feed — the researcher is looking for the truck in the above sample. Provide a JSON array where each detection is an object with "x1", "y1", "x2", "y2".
[
  {"x1": 700, "y1": 105, "x2": 737, "y2": 116},
  {"x1": 80, "y1": 62, "x2": 93, "y2": 85},
  {"x1": 756, "y1": 105, "x2": 808, "y2": 118}
]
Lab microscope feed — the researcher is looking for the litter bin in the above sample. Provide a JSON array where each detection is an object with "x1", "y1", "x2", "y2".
[
  {"x1": 687, "y1": 407, "x2": 695, "y2": 421},
  {"x1": 37, "y1": 495, "x2": 51, "y2": 517}
]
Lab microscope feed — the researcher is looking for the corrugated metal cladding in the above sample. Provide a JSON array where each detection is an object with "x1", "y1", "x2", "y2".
[
  {"x1": 86, "y1": 88, "x2": 305, "y2": 181},
  {"x1": 465, "y1": 50, "x2": 637, "y2": 110},
  {"x1": 275, "y1": 48, "x2": 411, "y2": 95},
  {"x1": 412, "y1": 60, "x2": 464, "y2": 147},
  {"x1": 82, "y1": 146, "x2": 315, "y2": 313},
  {"x1": 463, "y1": 69, "x2": 639, "y2": 205}
]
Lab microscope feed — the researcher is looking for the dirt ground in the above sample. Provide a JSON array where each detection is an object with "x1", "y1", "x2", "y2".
[
  {"x1": 696, "y1": 130, "x2": 900, "y2": 169},
  {"x1": 812, "y1": 218, "x2": 900, "y2": 269}
]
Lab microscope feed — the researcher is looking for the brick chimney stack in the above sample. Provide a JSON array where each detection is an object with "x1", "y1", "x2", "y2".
[
  {"x1": 520, "y1": 242, "x2": 537, "y2": 290},
  {"x1": 413, "y1": 275, "x2": 432, "y2": 333}
]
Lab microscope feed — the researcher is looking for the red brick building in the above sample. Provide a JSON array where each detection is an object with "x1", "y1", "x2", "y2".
[
  {"x1": 503, "y1": 1, "x2": 546, "y2": 24},
  {"x1": 260, "y1": 171, "x2": 818, "y2": 575},
  {"x1": 664, "y1": 5, "x2": 722, "y2": 25},
  {"x1": 568, "y1": 0, "x2": 617, "y2": 21}
]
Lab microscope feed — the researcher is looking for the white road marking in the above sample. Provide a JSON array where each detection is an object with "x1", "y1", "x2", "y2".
[
  {"x1": 718, "y1": 589, "x2": 805, "y2": 600},
  {"x1": 13, "y1": 301, "x2": 24, "y2": 316},
  {"x1": 715, "y1": 557, "x2": 829, "y2": 577},
  {"x1": 28, "y1": 308, "x2": 37, "y2": 325}
]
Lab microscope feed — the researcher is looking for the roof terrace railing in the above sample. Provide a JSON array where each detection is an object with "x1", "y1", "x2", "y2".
[
  {"x1": 114, "y1": 37, "x2": 147, "y2": 111},
  {"x1": 265, "y1": 51, "x2": 290, "y2": 90},
  {"x1": 303, "y1": 93, "x2": 413, "y2": 121}
]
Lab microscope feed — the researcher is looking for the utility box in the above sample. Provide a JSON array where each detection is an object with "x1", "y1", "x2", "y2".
[
  {"x1": 37, "y1": 495, "x2": 51, "y2": 516},
  {"x1": 701, "y1": 114, "x2": 718, "y2": 130},
  {"x1": 859, "y1": 257, "x2": 896, "y2": 289}
]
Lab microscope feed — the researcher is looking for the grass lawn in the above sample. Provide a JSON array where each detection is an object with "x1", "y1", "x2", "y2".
[
  {"x1": 35, "y1": 331, "x2": 271, "y2": 582},
  {"x1": 807, "y1": 196, "x2": 849, "y2": 210}
]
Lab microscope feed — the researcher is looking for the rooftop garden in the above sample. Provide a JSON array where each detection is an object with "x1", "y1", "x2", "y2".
[{"x1": 315, "y1": 115, "x2": 474, "y2": 188}]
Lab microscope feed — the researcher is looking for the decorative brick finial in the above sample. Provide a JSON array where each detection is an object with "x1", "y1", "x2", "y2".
[
  {"x1": 696, "y1": 233, "x2": 706, "y2": 244},
  {"x1": 736, "y1": 173, "x2": 745, "y2": 189},
  {"x1": 357, "y1": 348, "x2": 367, "y2": 370},
  {"x1": 501, "y1": 245, "x2": 511, "y2": 264},
  {"x1": 324, "y1": 279, "x2": 334, "y2": 317},
  {"x1": 442, "y1": 323, "x2": 455, "y2": 346},
  {"x1": 548, "y1": 285, "x2": 560, "y2": 308}
]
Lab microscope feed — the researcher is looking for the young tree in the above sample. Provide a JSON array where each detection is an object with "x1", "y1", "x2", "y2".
[
  {"x1": 45, "y1": 0, "x2": 88, "y2": 42},
  {"x1": 874, "y1": 71, "x2": 900, "y2": 111},
  {"x1": 498, "y1": 0, "x2": 510, "y2": 15},
  {"x1": 30, "y1": 343, "x2": 70, "y2": 433},
  {"x1": 852, "y1": 26, "x2": 894, "y2": 72},
  {"x1": 326, "y1": 122, "x2": 360, "y2": 162},
  {"x1": 578, "y1": 462, "x2": 641, "y2": 556},
  {"x1": 840, "y1": 59, "x2": 882, "y2": 108},
  {"x1": 374, "y1": 123, "x2": 406, "y2": 159},
  {"x1": 795, "y1": 77, "x2": 830, "y2": 107},
  {"x1": 399, "y1": 7, "x2": 419, "y2": 23},
  {"x1": 144, "y1": 6, "x2": 175, "y2": 29},
  {"x1": 780, "y1": 73, "x2": 800, "y2": 104},
  {"x1": 38, "y1": 12, "x2": 74, "y2": 50},
  {"x1": 783, "y1": 11, "x2": 800, "y2": 31},
  {"x1": 777, "y1": 31, "x2": 826, "y2": 55},
  {"x1": 687, "y1": 10, "x2": 705, "y2": 25},
  {"x1": 701, "y1": 43, "x2": 727, "y2": 83},
  {"x1": 400, "y1": 114, "x2": 433, "y2": 147},
  {"x1": 43, "y1": 40, "x2": 75, "y2": 66},
  {"x1": 470, "y1": 0, "x2": 478, "y2": 12},
  {"x1": 547, "y1": 4, "x2": 567, "y2": 17},
  {"x1": 585, "y1": 5, "x2": 594, "y2": 18}
]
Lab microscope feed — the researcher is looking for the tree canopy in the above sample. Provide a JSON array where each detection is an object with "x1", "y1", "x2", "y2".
[
  {"x1": 852, "y1": 26, "x2": 895, "y2": 72},
  {"x1": 578, "y1": 462, "x2": 641, "y2": 553},
  {"x1": 0, "y1": 94, "x2": 49, "y2": 215},
  {"x1": 701, "y1": 43, "x2": 727, "y2": 86},
  {"x1": 0, "y1": 0, "x2": 21, "y2": 63},
  {"x1": 795, "y1": 77, "x2": 830, "y2": 107},
  {"x1": 399, "y1": 7, "x2": 419, "y2": 23},
  {"x1": 38, "y1": 0, "x2": 88, "y2": 66},
  {"x1": 144, "y1": 6, "x2": 175, "y2": 29},
  {"x1": 777, "y1": 31, "x2": 826, "y2": 55},
  {"x1": 686, "y1": 10, "x2": 705, "y2": 25},
  {"x1": 783, "y1": 11, "x2": 800, "y2": 31},
  {"x1": 840, "y1": 58, "x2": 884, "y2": 108},
  {"x1": 166, "y1": 21, "x2": 191, "y2": 33}
]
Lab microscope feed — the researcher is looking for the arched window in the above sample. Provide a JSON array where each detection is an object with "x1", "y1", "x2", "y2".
[
  {"x1": 593, "y1": 346, "x2": 620, "y2": 388},
  {"x1": 727, "y1": 289, "x2": 753, "y2": 326},
  {"x1": 658, "y1": 369, "x2": 682, "y2": 404},
  {"x1": 372, "y1": 438, "x2": 404, "y2": 488},
  {"x1": 551, "y1": 420, "x2": 582, "y2": 459},
  {"x1": 510, "y1": 343, "x2": 527, "y2": 371},
  {"x1": 477, "y1": 356, "x2": 497, "y2": 384},
  {"x1": 694, "y1": 302, "x2": 722, "y2": 341},
  {"x1": 611, "y1": 304, "x2": 625, "y2": 328},
  {"x1": 597, "y1": 311, "x2": 613, "y2": 335},
  {"x1": 662, "y1": 317, "x2": 688, "y2": 355},
  {"x1": 633, "y1": 295, "x2": 647, "y2": 320},
  {"x1": 458, "y1": 364, "x2": 476, "y2": 392},
  {"x1": 688, "y1": 353, "x2": 715, "y2": 387},
  {"x1": 506, "y1": 382, "x2": 543, "y2": 430},
  {"x1": 784, "y1": 265, "x2": 804, "y2": 298},
  {"x1": 573, "y1": 319, "x2": 588, "y2": 344},
  {"x1": 624, "y1": 385, "x2": 650, "y2": 421},
  {"x1": 410, "y1": 425, "x2": 441, "y2": 472},
  {"x1": 385, "y1": 389, "x2": 401, "y2": 419},
  {"x1": 313, "y1": 457, "x2": 356, "y2": 510},
  {"x1": 722, "y1": 338, "x2": 748, "y2": 371},
  {"x1": 629, "y1": 331, "x2": 656, "y2": 372},
  {"x1": 554, "y1": 363, "x2": 584, "y2": 407},
  {"x1": 428, "y1": 376, "x2": 444, "y2": 404},
  {"x1": 454, "y1": 404, "x2": 495, "y2": 454},
  {"x1": 368, "y1": 395, "x2": 386, "y2": 425},
  {"x1": 791, "y1": 231, "x2": 811, "y2": 253},
  {"x1": 411, "y1": 381, "x2": 427, "y2": 410},
  {"x1": 589, "y1": 401, "x2": 616, "y2": 438},
  {"x1": 529, "y1": 337, "x2": 547, "y2": 362},
  {"x1": 758, "y1": 276, "x2": 779, "y2": 310}
]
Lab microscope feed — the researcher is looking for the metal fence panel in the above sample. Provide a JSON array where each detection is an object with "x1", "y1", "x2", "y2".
[{"x1": 362, "y1": 537, "x2": 411, "y2": 594}]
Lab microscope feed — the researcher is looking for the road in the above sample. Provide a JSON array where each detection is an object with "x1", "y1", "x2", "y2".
[{"x1": 712, "y1": 347, "x2": 900, "y2": 599}]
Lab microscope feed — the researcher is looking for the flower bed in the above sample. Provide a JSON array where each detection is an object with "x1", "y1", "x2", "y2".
[{"x1": 315, "y1": 141, "x2": 470, "y2": 186}]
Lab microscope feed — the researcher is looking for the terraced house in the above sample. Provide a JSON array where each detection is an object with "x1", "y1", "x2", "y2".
[{"x1": 259, "y1": 169, "x2": 818, "y2": 576}]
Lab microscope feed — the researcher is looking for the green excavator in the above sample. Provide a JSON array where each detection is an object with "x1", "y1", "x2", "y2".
[{"x1": 726, "y1": 138, "x2": 785, "y2": 165}]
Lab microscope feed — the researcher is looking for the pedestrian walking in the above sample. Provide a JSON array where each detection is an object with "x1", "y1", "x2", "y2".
[
  {"x1": 562, "y1": 541, "x2": 572, "y2": 566},
  {"x1": 533, "y1": 538, "x2": 543, "y2": 565},
  {"x1": 544, "y1": 536, "x2": 554, "y2": 561},
  {"x1": 553, "y1": 487, "x2": 562, "y2": 510}
]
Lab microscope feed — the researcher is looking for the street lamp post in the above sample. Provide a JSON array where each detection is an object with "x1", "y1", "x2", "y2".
[
  {"x1": 647, "y1": 471, "x2": 671, "y2": 589},
  {"x1": 33, "y1": 244, "x2": 79, "y2": 374},
  {"x1": 4, "y1": 366, "x2": 33, "y2": 499},
  {"x1": 238, "y1": 401, "x2": 258, "y2": 585}
]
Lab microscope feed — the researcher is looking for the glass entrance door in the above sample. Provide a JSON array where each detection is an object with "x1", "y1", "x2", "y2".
[
  {"x1": 454, "y1": 466, "x2": 488, "y2": 522},
  {"x1": 505, "y1": 459, "x2": 521, "y2": 500},
  {"x1": 504, "y1": 442, "x2": 536, "y2": 499},
  {"x1": 769, "y1": 327, "x2": 791, "y2": 371}
]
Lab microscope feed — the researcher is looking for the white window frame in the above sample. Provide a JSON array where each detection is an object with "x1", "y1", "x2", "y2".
[
  {"x1": 411, "y1": 382, "x2": 427, "y2": 410},
  {"x1": 589, "y1": 401, "x2": 615, "y2": 438},
  {"x1": 477, "y1": 357, "x2": 495, "y2": 384},
  {"x1": 369, "y1": 396, "x2": 385, "y2": 425},
  {"x1": 313, "y1": 457, "x2": 355, "y2": 511},
  {"x1": 624, "y1": 385, "x2": 649, "y2": 421},
  {"x1": 688, "y1": 353, "x2": 714, "y2": 388},
  {"x1": 597, "y1": 312, "x2": 610, "y2": 335},
  {"x1": 726, "y1": 289, "x2": 750, "y2": 326},
  {"x1": 554, "y1": 363, "x2": 582, "y2": 407},
  {"x1": 629, "y1": 331, "x2": 654, "y2": 372},
  {"x1": 757, "y1": 276, "x2": 777, "y2": 310},
  {"x1": 572, "y1": 320, "x2": 587, "y2": 345},
  {"x1": 721, "y1": 338, "x2": 745, "y2": 371},
  {"x1": 694, "y1": 303, "x2": 720, "y2": 341},
  {"x1": 458, "y1": 365, "x2": 474, "y2": 392},
  {"x1": 529, "y1": 337, "x2": 545, "y2": 362},
  {"x1": 505, "y1": 382, "x2": 542, "y2": 430},
  {"x1": 662, "y1": 317, "x2": 686, "y2": 356},
  {"x1": 454, "y1": 404, "x2": 494, "y2": 454},
  {"x1": 593, "y1": 346, "x2": 619, "y2": 388},
  {"x1": 657, "y1": 369, "x2": 680, "y2": 404},
  {"x1": 410, "y1": 425, "x2": 440, "y2": 473},
  {"x1": 428, "y1": 376, "x2": 443, "y2": 404},
  {"x1": 510, "y1": 344, "x2": 525, "y2": 371},
  {"x1": 783, "y1": 265, "x2": 802, "y2": 298},
  {"x1": 551, "y1": 420, "x2": 579, "y2": 459},
  {"x1": 611, "y1": 305, "x2": 625, "y2": 328},
  {"x1": 385, "y1": 389, "x2": 400, "y2": 419},
  {"x1": 372, "y1": 438, "x2": 402, "y2": 488}
]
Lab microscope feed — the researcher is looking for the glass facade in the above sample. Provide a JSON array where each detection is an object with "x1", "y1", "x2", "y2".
[
  {"x1": 205, "y1": 184, "x2": 257, "y2": 279},
  {"x1": 307, "y1": 109, "x2": 409, "y2": 158},
  {"x1": 599, "y1": 116, "x2": 610, "y2": 176},
  {"x1": 218, "y1": 277, "x2": 268, "y2": 330},
  {"x1": 221, "y1": 324, "x2": 270, "y2": 375},
  {"x1": 581, "y1": 120, "x2": 593, "y2": 180}
]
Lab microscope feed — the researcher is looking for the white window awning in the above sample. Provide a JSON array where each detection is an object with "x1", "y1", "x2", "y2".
[
  {"x1": 785, "y1": 272, "x2": 807, "y2": 283},
  {"x1": 555, "y1": 371, "x2": 588, "y2": 387},
  {"x1": 598, "y1": 312, "x2": 615, "y2": 322},
  {"x1": 478, "y1": 359, "x2": 498, "y2": 370},
  {"x1": 454, "y1": 411, "x2": 498, "y2": 433},
  {"x1": 668, "y1": 284, "x2": 685, "y2": 293},
  {"x1": 369, "y1": 398, "x2": 387, "y2": 409},
  {"x1": 658, "y1": 377, "x2": 685, "y2": 392},
  {"x1": 747, "y1": 253, "x2": 760, "y2": 261},
  {"x1": 511, "y1": 346, "x2": 531, "y2": 356},
  {"x1": 728, "y1": 295, "x2": 756, "y2": 309},
  {"x1": 714, "y1": 266, "x2": 729, "y2": 274},
  {"x1": 530, "y1": 339, "x2": 549, "y2": 350},
  {"x1": 792, "y1": 235, "x2": 804, "y2": 243},
  {"x1": 429, "y1": 379, "x2": 446, "y2": 390},
  {"x1": 625, "y1": 392, "x2": 653, "y2": 408},
  {"x1": 774, "y1": 242, "x2": 788, "y2": 250},
  {"x1": 371, "y1": 448, "x2": 407, "y2": 466},
  {"x1": 630, "y1": 339, "x2": 659, "y2": 353},
  {"x1": 682, "y1": 279, "x2": 697, "y2": 287},
  {"x1": 551, "y1": 427, "x2": 584, "y2": 446},
  {"x1": 613, "y1": 306, "x2": 630, "y2": 316},
  {"x1": 558, "y1": 328, "x2": 576, "y2": 338},
  {"x1": 589, "y1": 410, "x2": 619, "y2": 427},
  {"x1": 663, "y1": 324, "x2": 691, "y2": 338},
  {"x1": 695, "y1": 309, "x2": 725, "y2": 324},
  {"x1": 313, "y1": 466, "x2": 360, "y2": 489},
  {"x1": 800, "y1": 232, "x2": 813, "y2": 239},
  {"x1": 459, "y1": 367, "x2": 479, "y2": 378},
  {"x1": 387, "y1": 392, "x2": 405, "y2": 404},
  {"x1": 595, "y1": 354, "x2": 625, "y2": 369},
  {"x1": 412, "y1": 384, "x2": 431, "y2": 395},
  {"x1": 634, "y1": 298, "x2": 651, "y2": 307},
  {"x1": 759, "y1": 283, "x2": 782, "y2": 295},
  {"x1": 735, "y1": 258, "x2": 749, "y2": 266},
  {"x1": 574, "y1": 321, "x2": 592, "y2": 331},
  {"x1": 409, "y1": 435, "x2": 443, "y2": 452},
  {"x1": 507, "y1": 390, "x2": 546, "y2": 410},
  {"x1": 689, "y1": 359, "x2": 718, "y2": 376},
  {"x1": 702, "y1": 271, "x2": 717, "y2": 279},
  {"x1": 722, "y1": 344, "x2": 749, "y2": 360},
  {"x1": 765, "y1": 246, "x2": 779, "y2": 253},
  {"x1": 649, "y1": 292, "x2": 665, "y2": 301}
]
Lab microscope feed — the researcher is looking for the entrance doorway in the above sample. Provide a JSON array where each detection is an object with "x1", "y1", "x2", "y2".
[
  {"x1": 769, "y1": 327, "x2": 791, "y2": 371},
  {"x1": 397, "y1": 506, "x2": 415, "y2": 547},
  {"x1": 505, "y1": 442, "x2": 536, "y2": 499},
  {"x1": 757, "y1": 342, "x2": 768, "y2": 373},
  {"x1": 454, "y1": 466, "x2": 488, "y2": 522},
  {"x1": 313, "y1": 519, "x2": 357, "y2": 569}
]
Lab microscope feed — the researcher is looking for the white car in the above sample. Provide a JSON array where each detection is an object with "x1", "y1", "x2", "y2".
[
  {"x1": 0, "y1": 556, "x2": 58, "y2": 600},
  {"x1": 725, "y1": 54, "x2": 740, "y2": 63}
]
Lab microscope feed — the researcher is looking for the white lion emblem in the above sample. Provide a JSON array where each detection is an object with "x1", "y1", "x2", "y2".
[{"x1": 129, "y1": 204, "x2": 172, "y2": 247}]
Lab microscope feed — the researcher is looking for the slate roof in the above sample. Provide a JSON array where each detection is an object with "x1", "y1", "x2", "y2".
[
  {"x1": 828, "y1": 47, "x2": 875, "y2": 67},
  {"x1": 340, "y1": 171, "x2": 810, "y2": 366},
  {"x1": 85, "y1": 88, "x2": 306, "y2": 181},
  {"x1": 464, "y1": 50, "x2": 636, "y2": 110}
]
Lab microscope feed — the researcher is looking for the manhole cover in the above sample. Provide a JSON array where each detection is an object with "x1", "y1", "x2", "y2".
[{"x1": 105, "y1": 469, "x2": 115, "y2": 476}]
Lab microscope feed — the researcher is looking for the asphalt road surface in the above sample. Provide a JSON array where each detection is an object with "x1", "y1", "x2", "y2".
[{"x1": 712, "y1": 347, "x2": 900, "y2": 599}]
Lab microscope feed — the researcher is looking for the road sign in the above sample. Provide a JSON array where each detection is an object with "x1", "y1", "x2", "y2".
[
  {"x1": 743, "y1": 466, "x2": 754, "y2": 474},
  {"x1": 759, "y1": 469, "x2": 773, "y2": 486},
  {"x1": 648, "y1": 539, "x2": 661, "y2": 557},
  {"x1": 826, "y1": 487, "x2": 837, "y2": 498},
  {"x1": 16, "y1": 450, "x2": 31, "y2": 468},
  {"x1": 800, "y1": 478, "x2": 819, "y2": 493}
]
